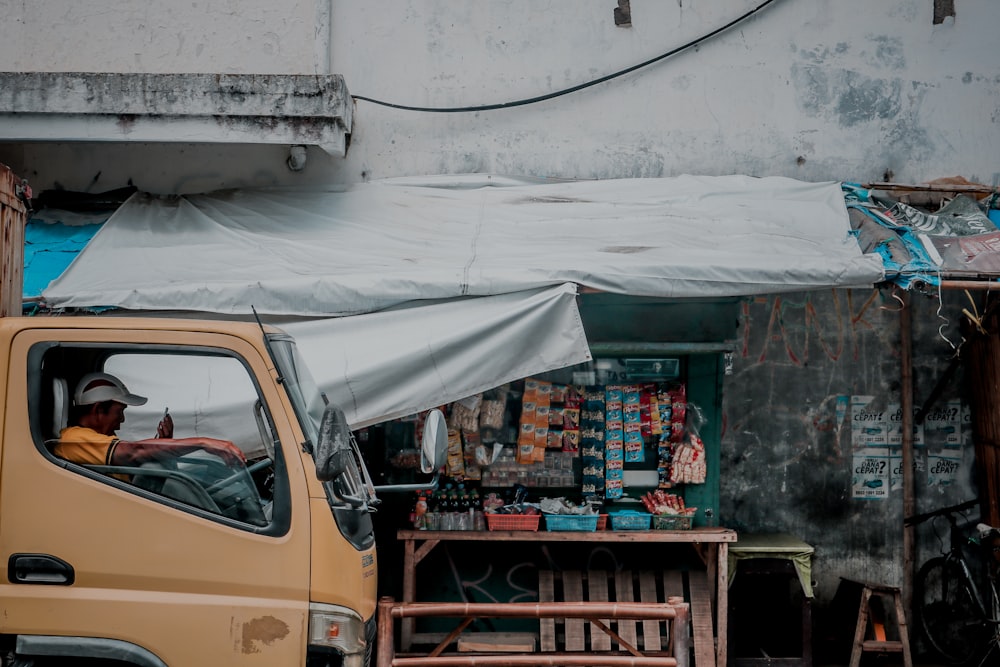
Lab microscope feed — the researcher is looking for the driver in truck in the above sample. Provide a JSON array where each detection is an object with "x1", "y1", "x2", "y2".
[{"x1": 54, "y1": 372, "x2": 246, "y2": 472}]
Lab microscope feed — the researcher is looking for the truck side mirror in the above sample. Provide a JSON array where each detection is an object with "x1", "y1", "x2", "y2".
[
  {"x1": 314, "y1": 404, "x2": 355, "y2": 482},
  {"x1": 420, "y1": 409, "x2": 448, "y2": 474}
]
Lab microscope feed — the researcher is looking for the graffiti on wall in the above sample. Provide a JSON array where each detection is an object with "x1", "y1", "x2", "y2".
[
  {"x1": 740, "y1": 289, "x2": 892, "y2": 366},
  {"x1": 724, "y1": 287, "x2": 968, "y2": 500}
]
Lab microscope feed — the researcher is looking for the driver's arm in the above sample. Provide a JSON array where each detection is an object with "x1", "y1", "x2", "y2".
[{"x1": 110, "y1": 437, "x2": 246, "y2": 467}]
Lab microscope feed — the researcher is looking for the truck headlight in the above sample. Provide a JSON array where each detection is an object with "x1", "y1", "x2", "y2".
[{"x1": 308, "y1": 603, "x2": 366, "y2": 658}]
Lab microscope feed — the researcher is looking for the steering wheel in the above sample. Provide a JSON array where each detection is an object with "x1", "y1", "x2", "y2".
[{"x1": 205, "y1": 457, "x2": 273, "y2": 495}]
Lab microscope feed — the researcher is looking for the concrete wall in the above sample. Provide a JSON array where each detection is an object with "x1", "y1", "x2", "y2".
[
  {"x1": 1, "y1": 0, "x2": 998, "y2": 193},
  {"x1": 722, "y1": 287, "x2": 977, "y2": 602}
]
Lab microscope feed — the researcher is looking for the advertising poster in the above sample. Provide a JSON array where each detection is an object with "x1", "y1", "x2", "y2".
[
  {"x1": 852, "y1": 447, "x2": 890, "y2": 499},
  {"x1": 923, "y1": 399, "x2": 962, "y2": 447},
  {"x1": 851, "y1": 395, "x2": 887, "y2": 448},
  {"x1": 886, "y1": 403, "x2": 924, "y2": 446},
  {"x1": 851, "y1": 396, "x2": 889, "y2": 499},
  {"x1": 927, "y1": 448, "x2": 962, "y2": 486},
  {"x1": 889, "y1": 450, "x2": 904, "y2": 492}
]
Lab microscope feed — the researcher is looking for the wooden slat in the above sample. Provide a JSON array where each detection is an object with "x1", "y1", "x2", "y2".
[
  {"x1": 539, "y1": 570, "x2": 556, "y2": 652},
  {"x1": 588, "y1": 570, "x2": 611, "y2": 651},
  {"x1": 688, "y1": 571, "x2": 716, "y2": 667},
  {"x1": 458, "y1": 632, "x2": 538, "y2": 653},
  {"x1": 563, "y1": 571, "x2": 585, "y2": 651},
  {"x1": 614, "y1": 570, "x2": 638, "y2": 651},
  {"x1": 662, "y1": 569, "x2": 684, "y2": 654},
  {"x1": 662, "y1": 569, "x2": 684, "y2": 599},
  {"x1": 638, "y1": 570, "x2": 661, "y2": 651}
]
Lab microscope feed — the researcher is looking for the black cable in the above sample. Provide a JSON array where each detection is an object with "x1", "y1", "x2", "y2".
[{"x1": 352, "y1": 0, "x2": 781, "y2": 113}]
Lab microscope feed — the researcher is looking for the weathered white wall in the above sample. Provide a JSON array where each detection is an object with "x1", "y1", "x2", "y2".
[
  {"x1": 0, "y1": 0, "x2": 997, "y2": 193},
  {"x1": 0, "y1": 0, "x2": 329, "y2": 74}
]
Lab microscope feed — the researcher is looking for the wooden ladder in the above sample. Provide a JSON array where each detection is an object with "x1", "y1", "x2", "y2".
[{"x1": 848, "y1": 582, "x2": 912, "y2": 667}]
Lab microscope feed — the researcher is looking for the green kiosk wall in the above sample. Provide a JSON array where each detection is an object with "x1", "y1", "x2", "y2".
[{"x1": 578, "y1": 293, "x2": 737, "y2": 527}]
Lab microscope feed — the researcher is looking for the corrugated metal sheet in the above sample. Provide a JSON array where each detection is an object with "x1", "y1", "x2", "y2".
[{"x1": 1, "y1": 163, "x2": 27, "y2": 317}]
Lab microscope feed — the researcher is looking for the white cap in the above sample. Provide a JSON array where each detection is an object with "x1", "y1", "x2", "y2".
[{"x1": 74, "y1": 372, "x2": 148, "y2": 407}]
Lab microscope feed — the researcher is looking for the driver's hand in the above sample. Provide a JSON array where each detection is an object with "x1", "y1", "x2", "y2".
[
  {"x1": 156, "y1": 413, "x2": 174, "y2": 439},
  {"x1": 200, "y1": 438, "x2": 247, "y2": 466}
]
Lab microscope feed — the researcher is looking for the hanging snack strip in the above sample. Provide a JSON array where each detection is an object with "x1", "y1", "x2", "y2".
[
  {"x1": 533, "y1": 380, "x2": 552, "y2": 463},
  {"x1": 656, "y1": 385, "x2": 682, "y2": 488},
  {"x1": 450, "y1": 393, "x2": 484, "y2": 481},
  {"x1": 446, "y1": 428, "x2": 465, "y2": 479},
  {"x1": 517, "y1": 379, "x2": 539, "y2": 464},
  {"x1": 562, "y1": 388, "x2": 581, "y2": 453},
  {"x1": 623, "y1": 384, "x2": 645, "y2": 464},
  {"x1": 580, "y1": 386, "x2": 606, "y2": 499},
  {"x1": 604, "y1": 385, "x2": 624, "y2": 499}
]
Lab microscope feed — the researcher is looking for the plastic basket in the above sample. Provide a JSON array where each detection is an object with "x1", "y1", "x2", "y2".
[
  {"x1": 651, "y1": 514, "x2": 693, "y2": 530},
  {"x1": 485, "y1": 513, "x2": 541, "y2": 531},
  {"x1": 544, "y1": 513, "x2": 600, "y2": 532},
  {"x1": 597, "y1": 514, "x2": 609, "y2": 530},
  {"x1": 609, "y1": 511, "x2": 652, "y2": 531}
]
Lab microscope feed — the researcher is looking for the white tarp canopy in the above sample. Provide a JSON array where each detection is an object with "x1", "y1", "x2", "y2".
[
  {"x1": 43, "y1": 173, "x2": 883, "y2": 426},
  {"x1": 43, "y1": 174, "x2": 884, "y2": 316}
]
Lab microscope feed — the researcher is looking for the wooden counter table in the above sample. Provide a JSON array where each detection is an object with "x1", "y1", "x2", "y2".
[{"x1": 397, "y1": 527, "x2": 737, "y2": 667}]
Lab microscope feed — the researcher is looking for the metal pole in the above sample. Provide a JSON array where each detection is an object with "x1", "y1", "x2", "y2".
[{"x1": 900, "y1": 291, "x2": 915, "y2": 616}]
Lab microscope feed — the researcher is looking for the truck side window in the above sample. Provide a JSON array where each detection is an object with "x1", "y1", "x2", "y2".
[{"x1": 37, "y1": 347, "x2": 284, "y2": 532}]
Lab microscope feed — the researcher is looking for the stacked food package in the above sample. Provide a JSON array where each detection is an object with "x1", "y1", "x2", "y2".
[{"x1": 386, "y1": 373, "x2": 710, "y2": 530}]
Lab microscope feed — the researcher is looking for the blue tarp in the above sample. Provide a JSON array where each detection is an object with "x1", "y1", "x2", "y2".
[{"x1": 23, "y1": 210, "x2": 107, "y2": 299}]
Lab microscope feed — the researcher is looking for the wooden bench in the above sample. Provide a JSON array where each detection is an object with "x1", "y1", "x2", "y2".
[{"x1": 376, "y1": 569, "x2": 698, "y2": 667}]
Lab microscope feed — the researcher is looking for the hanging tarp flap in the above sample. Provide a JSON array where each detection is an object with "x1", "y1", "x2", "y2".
[
  {"x1": 110, "y1": 284, "x2": 591, "y2": 431},
  {"x1": 42, "y1": 174, "x2": 884, "y2": 316},
  {"x1": 282, "y1": 283, "x2": 590, "y2": 427}
]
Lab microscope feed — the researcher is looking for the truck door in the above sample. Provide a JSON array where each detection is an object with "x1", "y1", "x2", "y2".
[{"x1": 0, "y1": 329, "x2": 312, "y2": 665}]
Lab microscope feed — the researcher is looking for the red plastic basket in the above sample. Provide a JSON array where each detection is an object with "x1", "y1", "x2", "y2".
[{"x1": 485, "y1": 513, "x2": 541, "y2": 531}]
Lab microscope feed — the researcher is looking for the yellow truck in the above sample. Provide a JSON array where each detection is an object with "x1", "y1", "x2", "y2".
[{"x1": 0, "y1": 316, "x2": 445, "y2": 666}]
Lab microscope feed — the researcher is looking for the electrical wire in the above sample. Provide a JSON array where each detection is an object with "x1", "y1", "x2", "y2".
[{"x1": 352, "y1": 0, "x2": 782, "y2": 113}]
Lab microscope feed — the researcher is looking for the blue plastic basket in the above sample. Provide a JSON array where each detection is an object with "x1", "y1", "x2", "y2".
[
  {"x1": 544, "y1": 513, "x2": 600, "y2": 532},
  {"x1": 609, "y1": 511, "x2": 652, "y2": 531}
]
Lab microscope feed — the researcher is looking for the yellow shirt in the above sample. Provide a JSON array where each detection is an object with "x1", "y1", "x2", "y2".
[{"x1": 55, "y1": 426, "x2": 119, "y2": 466}]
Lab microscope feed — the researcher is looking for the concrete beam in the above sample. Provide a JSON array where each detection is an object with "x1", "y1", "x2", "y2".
[{"x1": 0, "y1": 72, "x2": 352, "y2": 156}]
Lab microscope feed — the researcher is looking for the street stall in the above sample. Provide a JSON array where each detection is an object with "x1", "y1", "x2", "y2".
[
  {"x1": 363, "y1": 293, "x2": 740, "y2": 665},
  {"x1": 31, "y1": 174, "x2": 887, "y2": 666}
]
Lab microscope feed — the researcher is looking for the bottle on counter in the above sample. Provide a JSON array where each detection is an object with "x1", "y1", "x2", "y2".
[
  {"x1": 414, "y1": 491, "x2": 428, "y2": 530},
  {"x1": 425, "y1": 489, "x2": 441, "y2": 530},
  {"x1": 470, "y1": 489, "x2": 485, "y2": 530},
  {"x1": 445, "y1": 490, "x2": 460, "y2": 530},
  {"x1": 457, "y1": 487, "x2": 471, "y2": 531}
]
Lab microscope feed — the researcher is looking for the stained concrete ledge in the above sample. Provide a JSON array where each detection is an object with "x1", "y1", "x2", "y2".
[{"x1": 0, "y1": 72, "x2": 352, "y2": 155}]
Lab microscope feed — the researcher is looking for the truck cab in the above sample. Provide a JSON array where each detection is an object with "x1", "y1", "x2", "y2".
[{"x1": 0, "y1": 317, "x2": 437, "y2": 666}]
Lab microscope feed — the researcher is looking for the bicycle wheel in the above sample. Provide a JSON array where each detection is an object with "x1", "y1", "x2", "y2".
[{"x1": 915, "y1": 556, "x2": 988, "y2": 664}]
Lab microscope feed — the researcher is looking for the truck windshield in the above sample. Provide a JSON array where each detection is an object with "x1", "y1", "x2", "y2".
[
  {"x1": 267, "y1": 335, "x2": 326, "y2": 447},
  {"x1": 267, "y1": 335, "x2": 373, "y2": 506}
]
